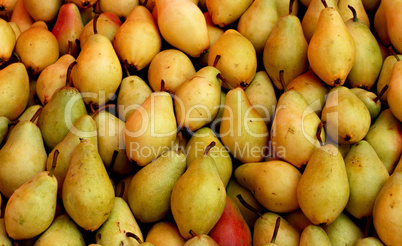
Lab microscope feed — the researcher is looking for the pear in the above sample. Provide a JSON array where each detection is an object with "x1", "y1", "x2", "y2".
[
  {"x1": 208, "y1": 29, "x2": 257, "y2": 89},
  {"x1": 156, "y1": 0, "x2": 209, "y2": 57},
  {"x1": 321, "y1": 86, "x2": 371, "y2": 144},
  {"x1": 245, "y1": 71, "x2": 277, "y2": 125},
  {"x1": 0, "y1": 116, "x2": 11, "y2": 145},
  {"x1": 51, "y1": 3, "x2": 84, "y2": 57},
  {"x1": 145, "y1": 221, "x2": 186, "y2": 246},
  {"x1": 36, "y1": 55, "x2": 76, "y2": 105},
  {"x1": 24, "y1": 0, "x2": 62, "y2": 22},
  {"x1": 65, "y1": 0, "x2": 97, "y2": 9},
  {"x1": 365, "y1": 109, "x2": 402, "y2": 173},
  {"x1": 345, "y1": 5, "x2": 382, "y2": 90},
  {"x1": 127, "y1": 150, "x2": 186, "y2": 223},
  {"x1": 263, "y1": 3, "x2": 309, "y2": 90},
  {"x1": 299, "y1": 225, "x2": 331, "y2": 246},
  {"x1": 34, "y1": 214, "x2": 86, "y2": 246},
  {"x1": 282, "y1": 210, "x2": 313, "y2": 232},
  {"x1": 373, "y1": 171, "x2": 402, "y2": 245},
  {"x1": 99, "y1": 0, "x2": 139, "y2": 19},
  {"x1": 235, "y1": 160, "x2": 301, "y2": 213},
  {"x1": 8, "y1": 21, "x2": 21, "y2": 39},
  {"x1": 376, "y1": 54, "x2": 402, "y2": 103},
  {"x1": 148, "y1": 49, "x2": 196, "y2": 93},
  {"x1": 16, "y1": 105, "x2": 42, "y2": 125},
  {"x1": 344, "y1": 140, "x2": 390, "y2": 219},
  {"x1": 15, "y1": 21, "x2": 59, "y2": 75},
  {"x1": 46, "y1": 114, "x2": 97, "y2": 193},
  {"x1": 174, "y1": 66, "x2": 222, "y2": 132},
  {"x1": 206, "y1": 0, "x2": 253, "y2": 28},
  {"x1": 355, "y1": 237, "x2": 385, "y2": 246},
  {"x1": 124, "y1": 92, "x2": 177, "y2": 166},
  {"x1": 79, "y1": 12, "x2": 122, "y2": 46},
  {"x1": 219, "y1": 87, "x2": 269, "y2": 163},
  {"x1": 0, "y1": 18, "x2": 16, "y2": 66},
  {"x1": 323, "y1": 213, "x2": 364, "y2": 246},
  {"x1": 95, "y1": 197, "x2": 144, "y2": 245},
  {"x1": 237, "y1": 0, "x2": 278, "y2": 55},
  {"x1": 270, "y1": 90, "x2": 324, "y2": 168},
  {"x1": 0, "y1": 0, "x2": 17, "y2": 20},
  {"x1": 0, "y1": 62, "x2": 29, "y2": 121},
  {"x1": 4, "y1": 169, "x2": 58, "y2": 240},
  {"x1": 278, "y1": 0, "x2": 299, "y2": 16},
  {"x1": 373, "y1": 1, "x2": 390, "y2": 47},
  {"x1": 338, "y1": 0, "x2": 370, "y2": 27},
  {"x1": 37, "y1": 85, "x2": 88, "y2": 150},
  {"x1": 113, "y1": 5, "x2": 161, "y2": 72},
  {"x1": 184, "y1": 233, "x2": 219, "y2": 246},
  {"x1": 9, "y1": 0, "x2": 34, "y2": 32},
  {"x1": 387, "y1": 60, "x2": 402, "y2": 122},
  {"x1": 0, "y1": 219, "x2": 12, "y2": 246},
  {"x1": 114, "y1": 174, "x2": 133, "y2": 202},
  {"x1": 297, "y1": 144, "x2": 350, "y2": 225},
  {"x1": 307, "y1": 3, "x2": 355, "y2": 86},
  {"x1": 185, "y1": 127, "x2": 232, "y2": 187},
  {"x1": 62, "y1": 139, "x2": 115, "y2": 231},
  {"x1": 350, "y1": 88, "x2": 382, "y2": 120},
  {"x1": 383, "y1": 0, "x2": 402, "y2": 53},
  {"x1": 117, "y1": 75, "x2": 152, "y2": 122},
  {"x1": 0, "y1": 111, "x2": 47, "y2": 198},
  {"x1": 198, "y1": 12, "x2": 224, "y2": 67},
  {"x1": 170, "y1": 142, "x2": 226, "y2": 239}
]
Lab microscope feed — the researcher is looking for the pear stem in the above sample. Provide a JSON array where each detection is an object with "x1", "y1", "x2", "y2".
[
  {"x1": 176, "y1": 130, "x2": 184, "y2": 154},
  {"x1": 160, "y1": 79, "x2": 166, "y2": 92},
  {"x1": 93, "y1": 12, "x2": 100, "y2": 35},
  {"x1": 49, "y1": 149, "x2": 59, "y2": 177},
  {"x1": 13, "y1": 52, "x2": 20, "y2": 62},
  {"x1": 189, "y1": 230, "x2": 198, "y2": 238},
  {"x1": 126, "y1": 232, "x2": 143, "y2": 244},
  {"x1": 118, "y1": 181, "x2": 126, "y2": 198},
  {"x1": 316, "y1": 121, "x2": 325, "y2": 146},
  {"x1": 9, "y1": 119, "x2": 20, "y2": 126},
  {"x1": 236, "y1": 194, "x2": 263, "y2": 217},
  {"x1": 279, "y1": 70, "x2": 288, "y2": 91},
  {"x1": 213, "y1": 55, "x2": 221, "y2": 68},
  {"x1": 321, "y1": 0, "x2": 328, "y2": 8},
  {"x1": 93, "y1": 0, "x2": 102, "y2": 15},
  {"x1": 374, "y1": 85, "x2": 388, "y2": 103},
  {"x1": 271, "y1": 217, "x2": 281, "y2": 244},
  {"x1": 388, "y1": 46, "x2": 400, "y2": 61},
  {"x1": 217, "y1": 73, "x2": 233, "y2": 90},
  {"x1": 67, "y1": 40, "x2": 73, "y2": 56},
  {"x1": 123, "y1": 61, "x2": 131, "y2": 77},
  {"x1": 289, "y1": 0, "x2": 295, "y2": 15},
  {"x1": 30, "y1": 107, "x2": 42, "y2": 123},
  {"x1": 204, "y1": 141, "x2": 216, "y2": 155},
  {"x1": 108, "y1": 150, "x2": 119, "y2": 176},
  {"x1": 348, "y1": 5, "x2": 358, "y2": 22},
  {"x1": 66, "y1": 61, "x2": 77, "y2": 87}
]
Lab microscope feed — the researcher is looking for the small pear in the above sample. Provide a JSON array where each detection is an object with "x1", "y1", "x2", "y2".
[
  {"x1": 124, "y1": 92, "x2": 177, "y2": 166},
  {"x1": 350, "y1": 88, "x2": 382, "y2": 119},
  {"x1": 206, "y1": 0, "x2": 253, "y2": 28},
  {"x1": 113, "y1": 5, "x2": 161, "y2": 71},
  {"x1": 323, "y1": 213, "x2": 364, "y2": 246},
  {"x1": 79, "y1": 12, "x2": 122, "y2": 46},
  {"x1": 0, "y1": 0, "x2": 17, "y2": 20},
  {"x1": 355, "y1": 237, "x2": 385, "y2": 246},
  {"x1": 62, "y1": 139, "x2": 115, "y2": 231},
  {"x1": 338, "y1": 0, "x2": 370, "y2": 27},
  {"x1": 297, "y1": 144, "x2": 350, "y2": 225},
  {"x1": 4, "y1": 169, "x2": 58, "y2": 240},
  {"x1": 145, "y1": 221, "x2": 186, "y2": 246},
  {"x1": 208, "y1": 29, "x2": 257, "y2": 89},
  {"x1": 156, "y1": 0, "x2": 209, "y2": 57},
  {"x1": 127, "y1": 150, "x2": 186, "y2": 223},
  {"x1": 99, "y1": 0, "x2": 139, "y2": 19},
  {"x1": 307, "y1": 3, "x2": 355, "y2": 86},
  {"x1": 0, "y1": 18, "x2": 16, "y2": 66},
  {"x1": 387, "y1": 60, "x2": 402, "y2": 122},
  {"x1": 0, "y1": 62, "x2": 29, "y2": 121},
  {"x1": 24, "y1": 0, "x2": 62, "y2": 23},
  {"x1": 34, "y1": 214, "x2": 86, "y2": 246},
  {"x1": 299, "y1": 225, "x2": 332, "y2": 246},
  {"x1": 0, "y1": 219, "x2": 12, "y2": 246},
  {"x1": 376, "y1": 54, "x2": 402, "y2": 103},
  {"x1": 184, "y1": 233, "x2": 219, "y2": 246},
  {"x1": 9, "y1": 0, "x2": 34, "y2": 32}
]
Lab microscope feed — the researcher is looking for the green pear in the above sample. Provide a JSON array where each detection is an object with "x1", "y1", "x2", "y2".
[
  {"x1": 219, "y1": 87, "x2": 269, "y2": 163},
  {"x1": 307, "y1": 3, "x2": 355, "y2": 86},
  {"x1": 297, "y1": 144, "x2": 350, "y2": 225},
  {"x1": 170, "y1": 142, "x2": 226, "y2": 239},
  {"x1": 263, "y1": 5, "x2": 309, "y2": 90},
  {"x1": 0, "y1": 219, "x2": 12, "y2": 246},
  {"x1": 299, "y1": 225, "x2": 331, "y2": 246},
  {"x1": 124, "y1": 92, "x2": 177, "y2": 166},
  {"x1": 0, "y1": 18, "x2": 16, "y2": 66},
  {"x1": 350, "y1": 88, "x2": 382, "y2": 119},
  {"x1": 373, "y1": 171, "x2": 402, "y2": 245},
  {"x1": 174, "y1": 66, "x2": 222, "y2": 132},
  {"x1": 321, "y1": 86, "x2": 371, "y2": 144},
  {"x1": 4, "y1": 169, "x2": 57, "y2": 240},
  {"x1": 95, "y1": 197, "x2": 144, "y2": 245},
  {"x1": 113, "y1": 5, "x2": 161, "y2": 71},
  {"x1": 0, "y1": 116, "x2": 10, "y2": 145},
  {"x1": 185, "y1": 127, "x2": 232, "y2": 187},
  {"x1": 339, "y1": 0, "x2": 370, "y2": 27},
  {"x1": 344, "y1": 140, "x2": 389, "y2": 219},
  {"x1": 37, "y1": 85, "x2": 88, "y2": 150},
  {"x1": 147, "y1": 48, "x2": 196, "y2": 93},
  {"x1": 208, "y1": 29, "x2": 257, "y2": 89},
  {"x1": 365, "y1": 109, "x2": 402, "y2": 173},
  {"x1": 93, "y1": 110, "x2": 133, "y2": 175},
  {"x1": 234, "y1": 160, "x2": 301, "y2": 213},
  {"x1": 345, "y1": 5, "x2": 382, "y2": 90},
  {"x1": 206, "y1": 0, "x2": 252, "y2": 28},
  {"x1": 237, "y1": 0, "x2": 278, "y2": 54},
  {"x1": 33, "y1": 214, "x2": 86, "y2": 246},
  {"x1": 387, "y1": 60, "x2": 402, "y2": 122},
  {"x1": 79, "y1": 12, "x2": 122, "y2": 46},
  {"x1": 376, "y1": 54, "x2": 402, "y2": 103},
  {"x1": 17, "y1": 104, "x2": 42, "y2": 123},
  {"x1": 156, "y1": 0, "x2": 209, "y2": 57},
  {"x1": 128, "y1": 150, "x2": 186, "y2": 223},
  {"x1": 0, "y1": 62, "x2": 29, "y2": 121},
  {"x1": 323, "y1": 213, "x2": 364, "y2": 246},
  {"x1": 271, "y1": 90, "x2": 324, "y2": 168},
  {"x1": 0, "y1": 112, "x2": 47, "y2": 198},
  {"x1": 145, "y1": 221, "x2": 186, "y2": 246},
  {"x1": 24, "y1": 0, "x2": 62, "y2": 22},
  {"x1": 62, "y1": 139, "x2": 115, "y2": 231},
  {"x1": 355, "y1": 237, "x2": 385, "y2": 246},
  {"x1": 184, "y1": 234, "x2": 219, "y2": 246},
  {"x1": 46, "y1": 114, "x2": 97, "y2": 193}
]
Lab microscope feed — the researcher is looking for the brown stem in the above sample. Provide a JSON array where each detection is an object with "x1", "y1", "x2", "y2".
[
  {"x1": 108, "y1": 150, "x2": 119, "y2": 176},
  {"x1": 236, "y1": 194, "x2": 263, "y2": 217},
  {"x1": 213, "y1": 55, "x2": 221, "y2": 68},
  {"x1": 66, "y1": 61, "x2": 77, "y2": 87},
  {"x1": 189, "y1": 230, "x2": 197, "y2": 238},
  {"x1": 217, "y1": 73, "x2": 233, "y2": 90},
  {"x1": 204, "y1": 141, "x2": 216, "y2": 155},
  {"x1": 123, "y1": 60, "x2": 131, "y2": 77},
  {"x1": 271, "y1": 217, "x2": 281, "y2": 244},
  {"x1": 13, "y1": 52, "x2": 20, "y2": 62},
  {"x1": 30, "y1": 107, "x2": 42, "y2": 123},
  {"x1": 126, "y1": 232, "x2": 143, "y2": 244},
  {"x1": 364, "y1": 216, "x2": 372, "y2": 238},
  {"x1": 317, "y1": 121, "x2": 326, "y2": 146},
  {"x1": 161, "y1": 79, "x2": 166, "y2": 92},
  {"x1": 374, "y1": 85, "x2": 388, "y2": 103},
  {"x1": 49, "y1": 149, "x2": 59, "y2": 177},
  {"x1": 289, "y1": 0, "x2": 295, "y2": 15},
  {"x1": 388, "y1": 46, "x2": 400, "y2": 61},
  {"x1": 68, "y1": 40, "x2": 73, "y2": 56},
  {"x1": 93, "y1": 12, "x2": 100, "y2": 35},
  {"x1": 321, "y1": 0, "x2": 328, "y2": 8},
  {"x1": 118, "y1": 181, "x2": 126, "y2": 198},
  {"x1": 279, "y1": 70, "x2": 287, "y2": 91},
  {"x1": 348, "y1": 5, "x2": 358, "y2": 22}
]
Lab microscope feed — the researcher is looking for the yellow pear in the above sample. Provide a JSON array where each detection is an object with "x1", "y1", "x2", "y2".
[
  {"x1": 376, "y1": 54, "x2": 402, "y2": 103},
  {"x1": 206, "y1": 0, "x2": 253, "y2": 28},
  {"x1": 145, "y1": 221, "x2": 186, "y2": 246},
  {"x1": 99, "y1": 0, "x2": 140, "y2": 19},
  {"x1": 297, "y1": 144, "x2": 350, "y2": 225},
  {"x1": 278, "y1": 0, "x2": 299, "y2": 16},
  {"x1": 65, "y1": 0, "x2": 97, "y2": 9},
  {"x1": 307, "y1": 4, "x2": 355, "y2": 86},
  {"x1": 0, "y1": 18, "x2": 16, "y2": 66},
  {"x1": 323, "y1": 213, "x2": 363, "y2": 245},
  {"x1": 219, "y1": 87, "x2": 269, "y2": 163},
  {"x1": 124, "y1": 92, "x2": 177, "y2": 166},
  {"x1": 156, "y1": 0, "x2": 209, "y2": 57},
  {"x1": 299, "y1": 225, "x2": 332, "y2": 246},
  {"x1": 373, "y1": 0, "x2": 390, "y2": 47},
  {"x1": 387, "y1": 61, "x2": 402, "y2": 122},
  {"x1": 0, "y1": 219, "x2": 12, "y2": 246},
  {"x1": 338, "y1": 0, "x2": 370, "y2": 27},
  {"x1": 383, "y1": 0, "x2": 402, "y2": 53},
  {"x1": 0, "y1": 0, "x2": 17, "y2": 20},
  {"x1": 355, "y1": 237, "x2": 385, "y2": 246},
  {"x1": 79, "y1": 12, "x2": 122, "y2": 46},
  {"x1": 198, "y1": 12, "x2": 224, "y2": 67},
  {"x1": 24, "y1": 0, "x2": 62, "y2": 23}
]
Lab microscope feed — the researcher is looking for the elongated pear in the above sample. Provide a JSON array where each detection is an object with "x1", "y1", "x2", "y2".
[
  {"x1": 376, "y1": 54, "x2": 402, "y2": 103},
  {"x1": 383, "y1": 0, "x2": 402, "y2": 53},
  {"x1": 297, "y1": 144, "x2": 350, "y2": 225},
  {"x1": 9, "y1": 0, "x2": 33, "y2": 32},
  {"x1": 0, "y1": 18, "x2": 16, "y2": 66},
  {"x1": 124, "y1": 92, "x2": 177, "y2": 166},
  {"x1": 307, "y1": 4, "x2": 355, "y2": 86},
  {"x1": 299, "y1": 225, "x2": 331, "y2": 246},
  {"x1": 206, "y1": 0, "x2": 252, "y2": 28},
  {"x1": 156, "y1": 0, "x2": 209, "y2": 57},
  {"x1": 373, "y1": 1, "x2": 390, "y2": 47},
  {"x1": 387, "y1": 61, "x2": 402, "y2": 122},
  {"x1": 62, "y1": 139, "x2": 115, "y2": 231},
  {"x1": 24, "y1": 0, "x2": 62, "y2": 22},
  {"x1": 219, "y1": 87, "x2": 269, "y2": 163},
  {"x1": 323, "y1": 213, "x2": 363, "y2": 246}
]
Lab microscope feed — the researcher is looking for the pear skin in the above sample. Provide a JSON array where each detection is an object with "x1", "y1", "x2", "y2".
[
  {"x1": 0, "y1": 219, "x2": 12, "y2": 246},
  {"x1": 206, "y1": 0, "x2": 253, "y2": 28},
  {"x1": 299, "y1": 225, "x2": 331, "y2": 246},
  {"x1": 145, "y1": 221, "x2": 186, "y2": 246},
  {"x1": 373, "y1": 1, "x2": 390, "y2": 47},
  {"x1": 350, "y1": 88, "x2": 381, "y2": 119},
  {"x1": 79, "y1": 12, "x2": 122, "y2": 46},
  {"x1": 24, "y1": 0, "x2": 62, "y2": 22},
  {"x1": 282, "y1": 210, "x2": 313, "y2": 232},
  {"x1": 99, "y1": 0, "x2": 139, "y2": 19},
  {"x1": 323, "y1": 213, "x2": 363, "y2": 246},
  {"x1": 9, "y1": 0, "x2": 34, "y2": 32},
  {"x1": 65, "y1": 0, "x2": 97, "y2": 9},
  {"x1": 0, "y1": 18, "x2": 16, "y2": 66},
  {"x1": 338, "y1": 0, "x2": 370, "y2": 27},
  {"x1": 387, "y1": 61, "x2": 402, "y2": 122},
  {"x1": 383, "y1": 0, "x2": 402, "y2": 53},
  {"x1": 355, "y1": 237, "x2": 385, "y2": 246},
  {"x1": 198, "y1": 12, "x2": 224, "y2": 67},
  {"x1": 376, "y1": 54, "x2": 402, "y2": 103}
]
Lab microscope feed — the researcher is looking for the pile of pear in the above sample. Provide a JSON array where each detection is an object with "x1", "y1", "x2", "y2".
[{"x1": 1, "y1": 0, "x2": 402, "y2": 245}]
